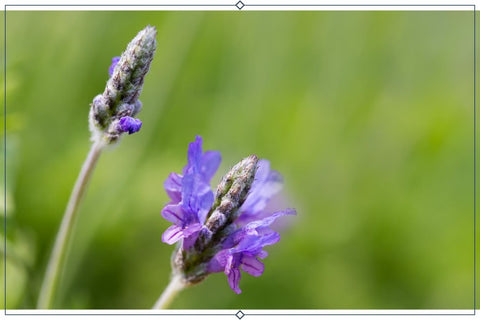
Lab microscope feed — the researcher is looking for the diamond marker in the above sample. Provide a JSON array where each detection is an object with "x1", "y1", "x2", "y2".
[{"x1": 236, "y1": 1, "x2": 245, "y2": 10}]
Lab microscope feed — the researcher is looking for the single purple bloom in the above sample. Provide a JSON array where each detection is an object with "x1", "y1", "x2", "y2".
[
  {"x1": 161, "y1": 136, "x2": 221, "y2": 247},
  {"x1": 164, "y1": 136, "x2": 221, "y2": 207},
  {"x1": 118, "y1": 116, "x2": 142, "y2": 134},
  {"x1": 208, "y1": 209, "x2": 296, "y2": 293},
  {"x1": 109, "y1": 56, "x2": 121, "y2": 76}
]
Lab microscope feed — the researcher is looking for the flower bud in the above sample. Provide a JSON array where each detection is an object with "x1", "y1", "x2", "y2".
[
  {"x1": 89, "y1": 25, "x2": 156, "y2": 145},
  {"x1": 206, "y1": 155, "x2": 258, "y2": 233}
]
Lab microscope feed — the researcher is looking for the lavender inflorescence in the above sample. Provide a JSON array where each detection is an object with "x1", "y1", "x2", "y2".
[
  {"x1": 89, "y1": 25, "x2": 157, "y2": 145},
  {"x1": 161, "y1": 136, "x2": 296, "y2": 294}
]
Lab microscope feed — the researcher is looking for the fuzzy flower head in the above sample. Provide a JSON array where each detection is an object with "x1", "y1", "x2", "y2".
[
  {"x1": 89, "y1": 25, "x2": 156, "y2": 145},
  {"x1": 161, "y1": 136, "x2": 296, "y2": 294}
]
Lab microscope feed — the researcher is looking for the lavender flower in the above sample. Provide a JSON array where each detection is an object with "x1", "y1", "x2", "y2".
[
  {"x1": 89, "y1": 26, "x2": 156, "y2": 145},
  {"x1": 161, "y1": 136, "x2": 295, "y2": 294},
  {"x1": 38, "y1": 26, "x2": 157, "y2": 310}
]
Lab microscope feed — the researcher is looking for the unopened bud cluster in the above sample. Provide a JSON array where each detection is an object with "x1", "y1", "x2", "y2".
[{"x1": 89, "y1": 25, "x2": 157, "y2": 145}]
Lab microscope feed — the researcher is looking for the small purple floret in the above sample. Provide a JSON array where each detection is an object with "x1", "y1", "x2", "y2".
[
  {"x1": 118, "y1": 116, "x2": 142, "y2": 134},
  {"x1": 208, "y1": 209, "x2": 296, "y2": 293},
  {"x1": 109, "y1": 56, "x2": 121, "y2": 76}
]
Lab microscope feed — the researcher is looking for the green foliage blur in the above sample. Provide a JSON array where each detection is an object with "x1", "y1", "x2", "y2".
[{"x1": 1, "y1": 10, "x2": 476, "y2": 309}]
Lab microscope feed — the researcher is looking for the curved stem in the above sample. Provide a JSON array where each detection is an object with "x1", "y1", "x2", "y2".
[
  {"x1": 152, "y1": 274, "x2": 185, "y2": 309},
  {"x1": 37, "y1": 141, "x2": 104, "y2": 309}
]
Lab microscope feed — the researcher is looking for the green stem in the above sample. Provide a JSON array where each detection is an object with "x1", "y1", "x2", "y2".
[
  {"x1": 37, "y1": 141, "x2": 104, "y2": 309},
  {"x1": 152, "y1": 274, "x2": 185, "y2": 309}
]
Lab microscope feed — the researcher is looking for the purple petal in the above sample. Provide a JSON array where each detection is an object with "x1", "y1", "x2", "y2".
[
  {"x1": 222, "y1": 209, "x2": 295, "y2": 253},
  {"x1": 241, "y1": 255, "x2": 264, "y2": 277},
  {"x1": 162, "y1": 225, "x2": 184, "y2": 244},
  {"x1": 254, "y1": 232, "x2": 281, "y2": 248},
  {"x1": 164, "y1": 172, "x2": 183, "y2": 204},
  {"x1": 108, "y1": 56, "x2": 121, "y2": 76},
  {"x1": 118, "y1": 116, "x2": 142, "y2": 134},
  {"x1": 184, "y1": 136, "x2": 221, "y2": 181},
  {"x1": 182, "y1": 223, "x2": 203, "y2": 238},
  {"x1": 228, "y1": 268, "x2": 242, "y2": 294},
  {"x1": 237, "y1": 160, "x2": 284, "y2": 223},
  {"x1": 186, "y1": 136, "x2": 203, "y2": 174},
  {"x1": 161, "y1": 204, "x2": 185, "y2": 225},
  {"x1": 200, "y1": 151, "x2": 221, "y2": 181},
  {"x1": 182, "y1": 228, "x2": 202, "y2": 250},
  {"x1": 232, "y1": 232, "x2": 281, "y2": 256},
  {"x1": 225, "y1": 255, "x2": 242, "y2": 294},
  {"x1": 208, "y1": 250, "x2": 229, "y2": 273},
  {"x1": 181, "y1": 173, "x2": 214, "y2": 224},
  {"x1": 161, "y1": 223, "x2": 202, "y2": 245},
  {"x1": 258, "y1": 250, "x2": 269, "y2": 259},
  {"x1": 244, "y1": 209, "x2": 296, "y2": 232}
]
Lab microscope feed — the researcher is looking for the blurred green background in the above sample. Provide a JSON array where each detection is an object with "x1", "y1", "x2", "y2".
[{"x1": 1, "y1": 10, "x2": 476, "y2": 309}]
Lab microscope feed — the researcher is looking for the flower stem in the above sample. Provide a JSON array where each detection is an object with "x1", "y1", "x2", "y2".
[
  {"x1": 152, "y1": 274, "x2": 185, "y2": 309},
  {"x1": 37, "y1": 141, "x2": 104, "y2": 309}
]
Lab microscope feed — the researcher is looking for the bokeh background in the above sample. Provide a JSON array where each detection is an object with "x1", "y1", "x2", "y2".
[{"x1": 1, "y1": 10, "x2": 476, "y2": 309}]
